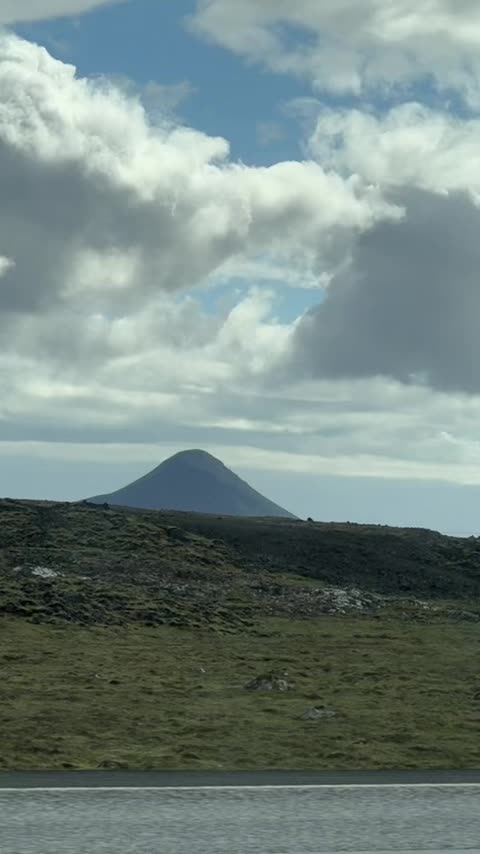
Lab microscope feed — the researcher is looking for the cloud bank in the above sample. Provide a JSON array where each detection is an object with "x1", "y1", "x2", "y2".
[
  {"x1": 0, "y1": 0, "x2": 122, "y2": 24},
  {"x1": 0, "y1": 32, "x2": 404, "y2": 479},
  {"x1": 3, "y1": 23, "x2": 480, "y2": 491},
  {"x1": 191, "y1": 0, "x2": 480, "y2": 104}
]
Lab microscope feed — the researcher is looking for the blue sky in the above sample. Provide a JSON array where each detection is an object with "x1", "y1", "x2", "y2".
[
  {"x1": 4, "y1": 0, "x2": 480, "y2": 532},
  {"x1": 16, "y1": 0, "x2": 305, "y2": 165}
]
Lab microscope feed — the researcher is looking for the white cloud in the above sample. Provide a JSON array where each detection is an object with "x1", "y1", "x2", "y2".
[
  {"x1": 0, "y1": 255, "x2": 14, "y2": 277},
  {"x1": 0, "y1": 33, "x2": 393, "y2": 325},
  {"x1": 0, "y1": 25, "x2": 400, "y2": 423},
  {"x1": 308, "y1": 104, "x2": 480, "y2": 198},
  {"x1": 191, "y1": 0, "x2": 480, "y2": 104},
  {"x1": 0, "y1": 0, "x2": 122, "y2": 24}
]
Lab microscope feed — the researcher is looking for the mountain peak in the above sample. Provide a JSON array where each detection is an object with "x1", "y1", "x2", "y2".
[
  {"x1": 88, "y1": 449, "x2": 295, "y2": 518},
  {"x1": 169, "y1": 449, "x2": 220, "y2": 463}
]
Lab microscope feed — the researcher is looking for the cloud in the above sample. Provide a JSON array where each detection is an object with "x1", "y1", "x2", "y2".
[
  {"x1": 308, "y1": 103, "x2": 480, "y2": 198},
  {"x1": 0, "y1": 0, "x2": 122, "y2": 24},
  {"x1": 0, "y1": 33, "x2": 393, "y2": 322},
  {"x1": 4, "y1": 31, "x2": 480, "y2": 494},
  {"x1": 256, "y1": 120, "x2": 286, "y2": 147},
  {"x1": 6, "y1": 370, "x2": 480, "y2": 486},
  {"x1": 0, "y1": 34, "x2": 403, "y2": 476},
  {"x1": 283, "y1": 101, "x2": 480, "y2": 395},
  {"x1": 190, "y1": 0, "x2": 480, "y2": 104},
  {"x1": 0, "y1": 256, "x2": 14, "y2": 277},
  {"x1": 142, "y1": 80, "x2": 196, "y2": 120},
  {"x1": 289, "y1": 187, "x2": 480, "y2": 393}
]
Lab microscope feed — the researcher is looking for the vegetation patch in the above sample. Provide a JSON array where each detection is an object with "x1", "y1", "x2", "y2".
[{"x1": 1, "y1": 616, "x2": 479, "y2": 771}]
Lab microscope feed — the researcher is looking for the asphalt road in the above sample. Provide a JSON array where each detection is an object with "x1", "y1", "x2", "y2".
[{"x1": 1, "y1": 768, "x2": 480, "y2": 789}]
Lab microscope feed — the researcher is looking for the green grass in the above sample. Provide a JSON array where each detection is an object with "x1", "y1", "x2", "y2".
[{"x1": 1, "y1": 615, "x2": 479, "y2": 771}]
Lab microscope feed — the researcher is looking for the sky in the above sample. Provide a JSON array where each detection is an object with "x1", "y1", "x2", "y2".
[{"x1": 3, "y1": 1, "x2": 480, "y2": 532}]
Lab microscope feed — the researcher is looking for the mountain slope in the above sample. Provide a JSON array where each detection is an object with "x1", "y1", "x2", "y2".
[{"x1": 87, "y1": 449, "x2": 296, "y2": 517}]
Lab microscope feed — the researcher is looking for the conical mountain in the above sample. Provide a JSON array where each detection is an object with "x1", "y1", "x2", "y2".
[{"x1": 87, "y1": 449, "x2": 295, "y2": 518}]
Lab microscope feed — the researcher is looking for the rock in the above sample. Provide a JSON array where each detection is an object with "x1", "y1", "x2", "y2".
[
  {"x1": 302, "y1": 706, "x2": 337, "y2": 721},
  {"x1": 165, "y1": 526, "x2": 191, "y2": 543},
  {"x1": 319, "y1": 587, "x2": 376, "y2": 616},
  {"x1": 31, "y1": 566, "x2": 60, "y2": 579},
  {"x1": 96, "y1": 759, "x2": 129, "y2": 769},
  {"x1": 245, "y1": 671, "x2": 295, "y2": 692}
]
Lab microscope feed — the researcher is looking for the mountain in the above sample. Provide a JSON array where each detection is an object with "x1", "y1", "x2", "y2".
[{"x1": 87, "y1": 449, "x2": 296, "y2": 518}]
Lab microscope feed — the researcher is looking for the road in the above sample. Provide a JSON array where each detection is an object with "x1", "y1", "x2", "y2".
[
  {"x1": 1, "y1": 768, "x2": 480, "y2": 788},
  {"x1": 2, "y1": 775, "x2": 480, "y2": 853}
]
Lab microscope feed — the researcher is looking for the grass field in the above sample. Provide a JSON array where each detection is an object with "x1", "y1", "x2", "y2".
[
  {"x1": 2, "y1": 499, "x2": 480, "y2": 771},
  {"x1": 1, "y1": 614, "x2": 479, "y2": 771}
]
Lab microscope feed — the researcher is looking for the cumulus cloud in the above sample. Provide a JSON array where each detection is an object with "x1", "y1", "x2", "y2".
[
  {"x1": 191, "y1": 0, "x2": 480, "y2": 104},
  {"x1": 308, "y1": 104, "x2": 480, "y2": 198},
  {"x1": 0, "y1": 0, "x2": 122, "y2": 24},
  {"x1": 289, "y1": 187, "x2": 480, "y2": 393},
  {"x1": 283, "y1": 100, "x2": 480, "y2": 395},
  {"x1": 0, "y1": 34, "x2": 393, "y2": 322}
]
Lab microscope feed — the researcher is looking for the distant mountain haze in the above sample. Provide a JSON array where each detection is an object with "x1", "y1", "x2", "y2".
[{"x1": 87, "y1": 449, "x2": 296, "y2": 518}]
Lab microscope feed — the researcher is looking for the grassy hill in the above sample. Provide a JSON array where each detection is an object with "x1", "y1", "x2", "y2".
[{"x1": 1, "y1": 498, "x2": 480, "y2": 771}]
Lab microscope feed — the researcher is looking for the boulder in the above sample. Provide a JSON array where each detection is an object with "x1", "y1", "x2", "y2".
[
  {"x1": 245, "y1": 671, "x2": 295, "y2": 692},
  {"x1": 302, "y1": 706, "x2": 337, "y2": 721},
  {"x1": 165, "y1": 526, "x2": 192, "y2": 543}
]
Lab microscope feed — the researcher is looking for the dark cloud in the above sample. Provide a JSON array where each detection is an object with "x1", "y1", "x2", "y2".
[{"x1": 290, "y1": 188, "x2": 480, "y2": 392}]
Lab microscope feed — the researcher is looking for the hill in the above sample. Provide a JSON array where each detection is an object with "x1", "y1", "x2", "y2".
[
  {"x1": 1, "y1": 499, "x2": 480, "y2": 614},
  {"x1": 87, "y1": 449, "x2": 295, "y2": 517}
]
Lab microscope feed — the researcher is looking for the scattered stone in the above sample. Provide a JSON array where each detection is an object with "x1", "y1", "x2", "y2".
[
  {"x1": 245, "y1": 671, "x2": 295, "y2": 692},
  {"x1": 302, "y1": 706, "x2": 337, "y2": 721},
  {"x1": 11, "y1": 565, "x2": 62, "y2": 579},
  {"x1": 31, "y1": 566, "x2": 61, "y2": 579},
  {"x1": 320, "y1": 587, "x2": 374, "y2": 615}
]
